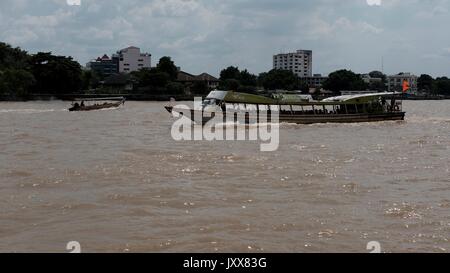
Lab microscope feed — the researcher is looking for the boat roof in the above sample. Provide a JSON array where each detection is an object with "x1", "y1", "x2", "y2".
[
  {"x1": 273, "y1": 93, "x2": 314, "y2": 104},
  {"x1": 207, "y1": 91, "x2": 278, "y2": 104},
  {"x1": 322, "y1": 92, "x2": 402, "y2": 103},
  {"x1": 206, "y1": 91, "x2": 401, "y2": 105},
  {"x1": 73, "y1": 97, "x2": 125, "y2": 102}
]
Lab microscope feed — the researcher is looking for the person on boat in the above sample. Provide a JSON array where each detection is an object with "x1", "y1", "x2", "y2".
[
  {"x1": 73, "y1": 102, "x2": 80, "y2": 110},
  {"x1": 381, "y1": 97, "x2": 388, "y2": 111},
  {"x1": 220, "y1": 102, "x2": 226, "y2": 113},
  {"x1": 80, "y1": 101, "x2": 85, "y2": 107}
]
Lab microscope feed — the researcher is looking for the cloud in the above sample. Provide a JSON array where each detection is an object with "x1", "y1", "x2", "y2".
[
  {"x1": 366, "y1": 0, "x2": 382, "y2": 6},
  {"x1": 0, "y1": 0, "x2": 449, "y2": 77}
]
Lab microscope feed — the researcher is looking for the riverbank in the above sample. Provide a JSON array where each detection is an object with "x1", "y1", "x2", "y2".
[
  {"x1": 0, "y1": 94, "x2": 198, "y2": 102},
  {"x1": 1, "y1": 93, "x2": 449, "y2": 102}
]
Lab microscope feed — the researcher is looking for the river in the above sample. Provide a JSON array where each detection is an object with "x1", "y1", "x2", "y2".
[{"x1": 0, "y1": 100, "x2": 449, "y2": 252}]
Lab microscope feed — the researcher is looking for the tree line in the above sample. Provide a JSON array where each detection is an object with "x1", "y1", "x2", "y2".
[
  {"x1": 218, "y1": 67, "x2": 450, "y2": 96},
  {"x1": 417, "y1": 74, "x2": 450, "y2": 96},
  {"x1": 0, "y1": 42, "x2": 83, "y2": 99},
  {"x1": 218, "y1": 67, "x2": 377, "y2": 95},
  {"x1": 127, "y1": 56, "x2": 212, "y2": 96},
  {"x1": 0, "y1": 42, "x2": 193, "y2": 99},
  {"x1": 2, "y1": 41, "x2": 450, "y2": 100}
]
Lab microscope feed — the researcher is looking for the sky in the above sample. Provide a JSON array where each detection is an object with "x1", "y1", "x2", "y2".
[{"x1": 1, "y1": 0, "x2": 450, "y2": 77}]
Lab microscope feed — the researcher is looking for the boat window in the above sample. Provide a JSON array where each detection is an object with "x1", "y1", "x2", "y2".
[
  {"x1": 334, "y1": 105, "x2": 342, "y2": 114},
  {"x1": 226, "y1": 103, "x2": 241, "y2": 111},
  {"x1": 259, "y1": 105, "x2": 268, "y2": 111},
  {"x1": 324, "y1": 105, "x2": 334, "y2": 114},
  {"x1": 270, "y1": 105, "x2": 280, "y2": 111},
  {"x1": 238, "y1": 104, "x2": 247, "y2": 111},
  {"x1": 280, "y1": 105, "x2": 291, "y2": 112},
  {"x1": 292, "y1": 106, "x2": 302, "y2": 112},
  {"x1": 246, "y1": 104, "x2": 257, "y2": 111},
  {"x1": 347, "y1": 104, "x2": 357, "y2": 114},
  {"x1": 302, "y1": 105, "x2": 314, "y2": 114},
  {"x1": 202, "y1": 99, "x2": 217, "y2": 107}
]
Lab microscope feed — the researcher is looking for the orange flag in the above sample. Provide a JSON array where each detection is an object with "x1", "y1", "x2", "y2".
[{"x1": 402, "y1": 80, "x2": 410, "y2": 93}]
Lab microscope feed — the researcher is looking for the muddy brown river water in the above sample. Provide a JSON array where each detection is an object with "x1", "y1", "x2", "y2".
[{"x1": 0, "y1": 100, "x2": 449, "y2": 252}]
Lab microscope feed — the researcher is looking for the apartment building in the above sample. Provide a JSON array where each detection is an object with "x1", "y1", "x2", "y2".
[
  {"x1": 113, "y1": 46, "x2": 151, "y2": 73},
  {"x1": 273, "y1": 50, "x2": 313, "y2": 78},
  {"x1": 388, "y1": 72, "x2": 418, "y2": 94}
]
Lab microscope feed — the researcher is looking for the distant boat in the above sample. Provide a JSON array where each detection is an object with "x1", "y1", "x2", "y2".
[
  {"x1": 165, "y1": 91, "x2": 406, "y2": 125},
  {"x1": 68, "y1": 97, "x2": 126, "y2": 112}
]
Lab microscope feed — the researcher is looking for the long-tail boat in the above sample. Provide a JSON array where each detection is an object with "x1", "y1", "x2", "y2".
[{"x1": 68, "y1": 97, "x2": 126, "y2": 112}]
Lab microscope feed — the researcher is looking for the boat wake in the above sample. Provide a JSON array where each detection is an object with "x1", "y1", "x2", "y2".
[
  {"x1": 279, "y1": 120, "x2": 406, "y2": 129},
  {"x1": 0, "y1": 109, "x2": 64, "y2": 114},
  {"x1": 406, "y1": 116, "x2": 450, "y2": 124},
  {"x1": 97, "y1": 106, "x2": 123, "y2": 111}
]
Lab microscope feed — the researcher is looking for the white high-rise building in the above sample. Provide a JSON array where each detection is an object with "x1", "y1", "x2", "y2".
[
  {"x1": 114, "y1": 46, "x2": 151, "y2": 73},
  {"x1": 273, "y1": 50, "x2": 312, "y2": 78}
]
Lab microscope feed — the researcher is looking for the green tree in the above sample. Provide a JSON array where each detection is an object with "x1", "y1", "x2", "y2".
[
  {"x1": 433, "y1": 77, "x2": 450, "y2": 95},
  {"x1": 131, "y1": 67, "x2": 172, "y2": 95},
  {"x1": 136, "y1": 68, "x2": 170, "y2": 88},
  {"x1": 368, "y1": 71, "x2": 387, "y2": 82},
  {"x1": 298, "y1": 79, "x2": 311, "y2": 94},
  {"x1": 166, "y1": 82, "x2": 185, "y2": 95},
  {"x1": 418, "y1": 74, "x2": 434, "y2": 93},
  {"x1": 0, "y1": 42, "x2": 29, "y2": 70},
  {"x1": 223, "y1": 79, "x2": 240, "y2": 91},
  {"x1": 131, "y1": 57, "x2": 184, "y2": 95},
  {"x1": 0, "y1": 42, "x2": 34, "y2": 99},
  {"x1": 323, "y1": 69, "x2": 368, "y2": 94},
  {"x1": 220, "y1": 66, "x2": 241, "y2": 81},
  {"x1": 81, "y1": 70, "x2": 100, "y2": 91},
  {"x1": 219, "y1": 66, "x2": 240, "y2": 90},
  {"x1": 0, "y1": 69, "x2": 35, "y2": 98},
  {"x1": 29, "y1": 52, "x2": 82, "y2": 94},
  {"x1": 218, "y1": 66, "x2": 259, "y2": 91},
  {"x1": 239, "y1": 69, "x2": 258, "y2": 87},
  {"x1": 156, "y1": 56, "x2": 178, "y2": 81},
  {"x1": 258, "y1": 69, "x2": 298, "y2": 90},
  {"x1": 191, "y1": 81, "x2": 209, "y2": 95},
  {"x1": 367, "y1": 71, "x2": 387, "y2": 91}
]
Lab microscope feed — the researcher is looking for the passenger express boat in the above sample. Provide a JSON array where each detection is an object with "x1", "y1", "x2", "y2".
[
  {"x1": 69, "y1": 97, "x2": 126, "y2": 112},
  {"x1": 165, "y1": 91, "x2": 405, "y2": 125}
]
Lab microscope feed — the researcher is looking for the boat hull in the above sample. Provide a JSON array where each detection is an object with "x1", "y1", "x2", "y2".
[
  {"x1": 69, "y1": 102, "x2": 123, "y2": 112},
  {"x1": 165, "y1": 107, "x2": 405, "y2": 125}
]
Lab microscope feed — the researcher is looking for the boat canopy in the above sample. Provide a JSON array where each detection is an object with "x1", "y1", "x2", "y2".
[
  {"x1": 205, "y1": 91, "x2": 401, "y2": 105},
  {"x1": 273, "y1": 93, "x2": 314, "y2": 103},
  {"x1": 207, "y1": 91, "x2": 277, "y2": 104},
  {"x1": 322, "y1": 92, "x2": 402, "y2": 103}
]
